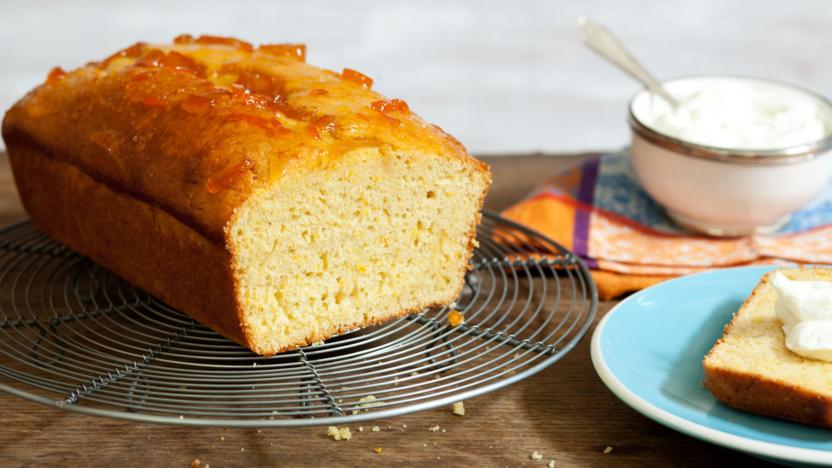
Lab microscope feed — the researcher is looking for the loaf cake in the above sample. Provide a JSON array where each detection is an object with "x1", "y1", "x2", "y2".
[
  {"x1": 703, "y1": 268, "x2": 832, "y2": 428},
  {"x1": 1, "y1": 36, "x2": 491, "y2": 355}
]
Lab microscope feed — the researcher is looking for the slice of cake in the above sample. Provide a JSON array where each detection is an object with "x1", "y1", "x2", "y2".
[
  {"x1": 2, "y1": 36, "x2": 491, "y2": 355},
  {"x1": 703, "y1": 268, "x2": 832, "y2": 428}
]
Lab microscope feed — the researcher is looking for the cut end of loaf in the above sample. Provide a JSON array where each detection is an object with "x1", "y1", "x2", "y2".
[{"x1": 228, "y1": 148, "x2": 489, "y2": 354}]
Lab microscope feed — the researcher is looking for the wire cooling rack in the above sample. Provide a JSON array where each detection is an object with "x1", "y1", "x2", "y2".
[{"x1": 0, "y1": 211, "x2": 596, "y2": 427}]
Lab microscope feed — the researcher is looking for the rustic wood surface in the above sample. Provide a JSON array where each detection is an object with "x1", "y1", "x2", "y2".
[{"x1": 0, "y1": 152, "x2": 771, "y2": 467}]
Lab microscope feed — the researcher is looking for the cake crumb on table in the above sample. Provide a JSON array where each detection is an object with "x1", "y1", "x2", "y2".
[
  {"x1": 603, "y1": 446, "x2": 613, "y2": 454},
  {"x1": 548, "y1": 460, "x2": 556, "y2": 468},
  {"x1": 452, "y1": 401, "x2": 465, "y2": 416},
  {"x1": 428, "y1": 425, "x2": 441, "y2": 432},
  {"x1": 371, "y1": 426, "x2": 380, "y2": 432},
  {"x1": 531, "y1": 451, "x2": 543, "y2": 460},
  {"x1": 373, "y1": 447, "x2": 383, "y2": 454},
  {"x1": 191, "y1": 458, "x2": 201, "y2": 468},
  {"x1": 327, "y1": 426, "x2": 352, "y2": 441}
]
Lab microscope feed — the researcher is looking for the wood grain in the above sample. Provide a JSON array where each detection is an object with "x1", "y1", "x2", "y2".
[{"x1": 0, "y1": 153, "x2": 772, "y2": 467}]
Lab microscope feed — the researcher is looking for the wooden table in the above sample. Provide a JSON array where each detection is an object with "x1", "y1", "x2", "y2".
[{"x1": 0, "y1": 153, "x2": 770, "y2": 467}]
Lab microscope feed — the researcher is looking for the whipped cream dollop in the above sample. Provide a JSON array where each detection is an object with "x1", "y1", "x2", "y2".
[
  {"x1": 771, "y1": 272, "x2": 832, "y2": 362},
  {"x1": 639, "y1": 78, "x2": 831, "y2": 150}
]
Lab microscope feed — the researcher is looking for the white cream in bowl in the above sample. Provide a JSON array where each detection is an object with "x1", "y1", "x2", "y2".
[
  {"x1": 628, "y1": 76, "x2": 832, "y2": 236},
  {"x1": 638, "y1": 78, "x2": 831, "y2": 150}
]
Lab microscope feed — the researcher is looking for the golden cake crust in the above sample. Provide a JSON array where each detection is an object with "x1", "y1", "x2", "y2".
[
  {"x1": 703, "y1": 365, "x2": 832, "y2": 428},
  {"x1": 7, "y1": 138, "x2": 248, "y2": 346}
]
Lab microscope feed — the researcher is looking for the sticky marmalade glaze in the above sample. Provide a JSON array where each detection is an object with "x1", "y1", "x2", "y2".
[
  {"x1": 4, "y1": 34, "x2": 478, "y2": 242},
  {"x1": 22, "y1": 34, "x2": 469, "y2": 228}
]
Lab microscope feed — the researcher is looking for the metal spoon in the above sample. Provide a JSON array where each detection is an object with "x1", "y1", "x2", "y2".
[{"x1": 576, "y1": 15, "x2": 680, "y2": 109}]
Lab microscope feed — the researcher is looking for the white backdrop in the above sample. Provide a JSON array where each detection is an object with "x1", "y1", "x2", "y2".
[{"x1": 2, "y1": 0, "x2": 830, "y2": 154}]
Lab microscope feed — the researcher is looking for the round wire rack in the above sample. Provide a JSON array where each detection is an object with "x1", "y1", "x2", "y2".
[{"x1": 0, "y1": 211, "x2": 596, "y2": 427}]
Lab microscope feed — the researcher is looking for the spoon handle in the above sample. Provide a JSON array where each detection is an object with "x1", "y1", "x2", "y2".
[{"x1": 576, "y1": 16, "x2": 680, "y2": 108}]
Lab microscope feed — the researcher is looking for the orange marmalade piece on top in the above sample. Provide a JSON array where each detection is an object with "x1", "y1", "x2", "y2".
[
  {"x1": 307, "y1": 115, "x2": 336, "y2": 139},
  {"x1": 45, "y1": 67, "x2": 66, "y2": 85},
  {"x1": 259, "y1": 43, "x2": 306, "y2": 61},
  {"x1": 341, "y1": 68, "x2": 373, "y2": 89},
  {"x1": 135, "y1": 49, "x2": 206, "y2": 76},
  {"x1": 371, "y1": 99, "x2": 410, "y2": 115}
]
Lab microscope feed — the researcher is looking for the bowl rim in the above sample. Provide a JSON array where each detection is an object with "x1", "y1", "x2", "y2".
[{"x1": 628, "y1": 74, "x2": 832, "y2": 166}]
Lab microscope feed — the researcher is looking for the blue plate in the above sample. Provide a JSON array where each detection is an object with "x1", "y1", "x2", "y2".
[{"x1": 591, "y1": 266, "x2": 832, "y2": 466}]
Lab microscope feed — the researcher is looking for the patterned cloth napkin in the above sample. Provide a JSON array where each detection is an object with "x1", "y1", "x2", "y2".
[{"x1": 502, "y1": 151, "x2": 832, "y2": 300}]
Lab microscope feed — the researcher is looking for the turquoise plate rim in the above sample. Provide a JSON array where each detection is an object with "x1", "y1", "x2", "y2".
[{"x1": 591, "y1": 265, "x2": 832, "y2": 465}]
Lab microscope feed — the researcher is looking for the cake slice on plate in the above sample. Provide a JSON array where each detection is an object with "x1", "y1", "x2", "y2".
[{"x1": 704, "y1": 268, "x2": 832, "y2": 428}]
